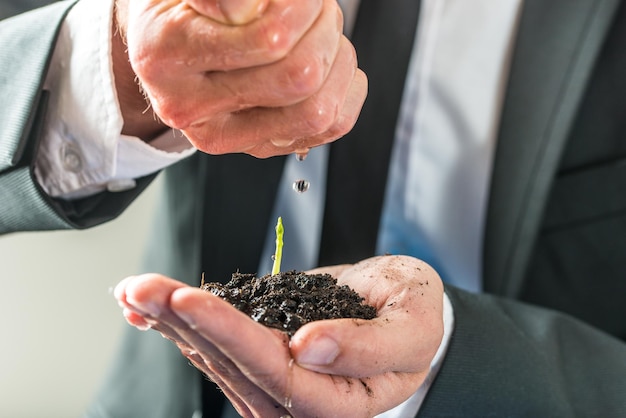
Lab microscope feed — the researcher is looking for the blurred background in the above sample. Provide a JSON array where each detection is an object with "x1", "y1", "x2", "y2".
[{"x1": 0, "y1": 177, "x2": 163, "y2": 418}]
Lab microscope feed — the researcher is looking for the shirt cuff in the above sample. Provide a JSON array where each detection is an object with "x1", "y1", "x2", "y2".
[
  {"x1": 34, "y1": 0, "x2": 194, "y2": 200},
  {"x1": 375, "y1": 291, "x2": 454, "y2": 418}
]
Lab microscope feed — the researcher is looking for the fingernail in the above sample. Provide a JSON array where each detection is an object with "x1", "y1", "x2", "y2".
[
  {"x1": 173, "y1": 308, "x2": 197, "y2": 330},
  {"x1": 296, "y1": 336, "x2": 339, "y2": 366},
  {"x1": 122, "y1": 307, "x2": 153, "y2": 331},
  {"x1": 218, "y1": 0, "x2": 264, "y2": 25},
  {"x1": 113, "y1": 276, "x2": 134, "y2": 301},
  {"x1": 135, "y1": 323, "x2": 152, "y2": 332},
  {"x1": 126, "y1": 295, "x2": 161, "y2": 318}
]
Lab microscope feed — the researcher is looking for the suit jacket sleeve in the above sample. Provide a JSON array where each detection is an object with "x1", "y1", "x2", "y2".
[
  {"x1": 418, "y1": 286, "x2": 626, "y2": 416},
  {"x1": 0, "y1": 0, "x2": 157, "y2": 234}
]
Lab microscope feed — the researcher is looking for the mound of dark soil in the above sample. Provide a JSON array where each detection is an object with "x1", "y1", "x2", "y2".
[{"x1": 202, "y1": 270, "x2": 377, "y2": 337}]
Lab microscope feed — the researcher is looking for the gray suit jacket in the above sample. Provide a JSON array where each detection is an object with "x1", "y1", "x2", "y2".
[{"x1": 2, "y1": 1, "x2": 626, "y2": 417}]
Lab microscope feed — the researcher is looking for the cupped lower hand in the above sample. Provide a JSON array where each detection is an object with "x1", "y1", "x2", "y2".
[
  {"x1": 113, "y1": 0, "x2": 367, "y2": 157},
  {"x1": 115, "y1": 255, "x2": 444, "y2": 417}
]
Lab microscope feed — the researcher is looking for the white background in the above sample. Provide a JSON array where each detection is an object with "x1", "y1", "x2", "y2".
[{"x1": 0, "y1": 178, "x2": 162, "y2": 417}]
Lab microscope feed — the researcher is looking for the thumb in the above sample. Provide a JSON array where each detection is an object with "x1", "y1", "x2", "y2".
[
  {"x1": 289, "y1": 311, "x2": 443, "y2": 378},
  {"x1": 184, "y1": 0, "x2": 270, "y2": 25}
]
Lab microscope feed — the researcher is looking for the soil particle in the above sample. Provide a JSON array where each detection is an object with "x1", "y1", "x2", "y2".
[
  {"x1": 360, "y1": 379, "x2": 374, "y2": 397},
  {"x1": 202, "y1": 270, "x2": 377, "y2": 337}
]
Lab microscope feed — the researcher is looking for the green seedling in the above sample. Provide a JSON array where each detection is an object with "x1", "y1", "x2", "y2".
[{"x1": 271, "y1": 217, "x2": 284, "y2": 276}]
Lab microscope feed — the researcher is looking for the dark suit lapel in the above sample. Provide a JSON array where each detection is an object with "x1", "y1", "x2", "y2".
[{"x1": 483, "y1": 0, "x2": 622, "y2": 297}]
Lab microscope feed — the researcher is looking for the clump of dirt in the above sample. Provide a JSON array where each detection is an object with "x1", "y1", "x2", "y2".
[{"x1": 202, "y1": 270, "x2": 377, "y2": 337}]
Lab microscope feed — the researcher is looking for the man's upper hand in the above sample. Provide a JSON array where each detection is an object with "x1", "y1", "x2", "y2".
[{"x1": 113, "y1": 0, "x2": 367, "y2": 157}]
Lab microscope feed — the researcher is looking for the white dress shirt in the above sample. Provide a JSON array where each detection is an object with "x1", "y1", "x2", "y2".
[
  {"x1": 34, "y1": 0, "x2": 523, "y2": 416},
  {"x1": 378, "y1": 0, "x2": 524, "y2": 293},
  {"x1": 35, "y1": 0, "x2": 195, "y2": 199},
  {"x1": 261, "y1": 1, "x2": 523, "y2": 417}
]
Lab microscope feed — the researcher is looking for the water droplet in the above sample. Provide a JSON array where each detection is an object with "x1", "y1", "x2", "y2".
[
  {"x1": 271, "y1": 138, "x2": 296, "y2": 147},
  {"x1": 292, "y1": 179, "x2": 310, "y2": 193},
  {"x1": 294, "y1": 148, "x2": 309, "y2": 161},
  {"x1": 284, "y1": 358, "x2": 295, "y2": 409}
]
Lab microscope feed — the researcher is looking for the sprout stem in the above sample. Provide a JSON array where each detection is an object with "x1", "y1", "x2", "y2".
[{"x1": 271, "y1": 217, "x2": 284, "y2": 276}]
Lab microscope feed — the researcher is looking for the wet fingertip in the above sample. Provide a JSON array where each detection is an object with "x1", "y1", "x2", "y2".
[
  {"x1": 123, "y1": 307, "x2": 152, "y2": 331},
  {"x1": 135, "y1": 323, "x2": 153, "y2": 332},
  {"x1": 124, "y1": 276, "x2": 163, "y2": 317},
  {"x1": 218, "y1": 0, "x2": 266, "y2": 25},
  {"x1": 113, "y1": 275, "x2": 136, "y2": 302},
  {"x1": 126, "y1": 295, "x2": 162, "y2": 318},
  {"x1": 169, "y1": 291, "x2": 196, "y2": 329},
  {"x1": 171, "y1": 306, "x2": 198, "y2": 330}
]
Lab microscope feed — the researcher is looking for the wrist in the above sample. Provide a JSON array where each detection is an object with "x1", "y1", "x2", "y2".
[{"x1": 112, "y1": 1, "x2": 167, "y2": 141}]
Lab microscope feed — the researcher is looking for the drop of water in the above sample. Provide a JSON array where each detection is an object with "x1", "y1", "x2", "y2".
[
  {"x1": 294, "y1": 148, "x2": 310, "y2": 161},
  {"x1": 284, "y1": 358, "x2": 295, "y2": 409},
  {"x1": 292, "y1": 179, "x2": 310, "y2": 193}
]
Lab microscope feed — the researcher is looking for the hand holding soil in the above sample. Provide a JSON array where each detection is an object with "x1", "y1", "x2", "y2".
[{"x1": 116, "y1": 255, "x2": 445, "y2": 417}]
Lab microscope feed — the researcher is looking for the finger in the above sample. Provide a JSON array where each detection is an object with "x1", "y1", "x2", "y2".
[
  {"x1": 290, "y1": 314, "x2": 442, "y2": 376},
  {"x1": 179, "y1": 332, "x2": 290, "y2": 417},
  {"x1": 149, "y1": 0, "x2": 341, "y2": 130},
  {"x1": 183, "y1": 348, "x2": 255, "y2": 417},
  {"x1": 129, "y1": 0, "x2": 323, "y2": 77},
  {"x1": 115, "y1": 276, "x2": 159, "y2": 329},
  {"x1": 184, "y1": 0, "x2": 268, "y2": 25},
  {"x1": 116, "y1": 273, "x2": 187, "y2": 317},
  {"x1": 156, "y1": 323, "x2": 258, "y2": 418},
  {"x1": 277, "y1": 66, "x2": 367, "y2": 153},
  {"x1": 290, "y1": 257, "x2": 445, "y2": 377},
  {"x1": 242, "y1": 66, "x2": 367, "y2": 158},
  {"x1": 116, "y1": 275, "x2": 245, "y2": 408},
  {"x1": 185, "y1": 40, "x2": 366, "y2": 156},
  {"x1": 151, "y1": 316, "x2": 259, "y2": 418},
  {"x1": 170, "y1": 288, "x2": 418, "y2": 416},
  {"x1": 118, "y1": 275, "x2": 281, "y2": 416},
  {"x1": 168, "y1": 287, "x2": 294, "y2": 416}
]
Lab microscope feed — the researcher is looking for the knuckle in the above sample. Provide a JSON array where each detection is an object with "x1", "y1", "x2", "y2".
[
  {"x1": 258, "y1": 21, "x2": 294, "y2": 60},
  {"x1": 332, "y1": 101, "x2": 362, "y2": 137},
  {"x1": 299, "y1": 99, "x2": 339, "y2": 135},
  {"x1": 151, "y1": 100, "x2": 189, "y2": 129},
  {"x1": 281, "y1": 57, "x2": 326, "y2": 98},
  {"x1": 326, "y1": 113, "x2": 354, "y2": 139},
  {"x1": 334, "y1": 37, "x2": 358, "y2": 75},
  {"x1": 129, "y1": 32, "x2": 178, "y2": 79}
]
